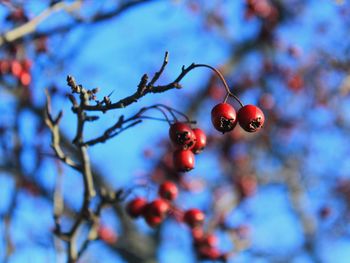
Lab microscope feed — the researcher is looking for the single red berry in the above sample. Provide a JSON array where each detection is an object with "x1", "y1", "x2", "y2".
[
  {"x1": 144, "y1": 214, "x2": 163, "y2": 227},
  {"x1": 237, "y1": 104, "x2": 265, "y2": 132},
  {"x1": 98, "y1": 225, "x2": 118, "y2": 244},
  {"x1": 158, "y1": 181, "x2": 178, "y2": 201},
  {"x1": 201, "y1": 234, "x2": 218, "y2": 248},
  {"x1": 11, "y1": 60, "x2": 23, "y2": 77},
  {"x1": 191, "y1": 227, "x2": 204, "y2": 241},
  {"x1": 126, "y1": 197, "x2": 147, "y2": 218},
  {"x1": 183, "y1": 208, "x2": 205, "y2": 228},
  {"x1": 0, "y1": 60, "x2": 10, "y2": 75},
  {"x1": 22, "y1": 59, "x2": 32, "y2": 71},
  {"x1": 191, "y1": 128, "x2": 207, "y2": 154},
  {"x1": 211, "y1": 103, "x2": 237, "y2": 133},
  {"x1": 144, "y1": 199, "x2": 170, "y2": 218},
  {"x1": 20, "y1": 72, "x2": 31, "y2": 86},
  {"x1": 194, "y1": 233, "x2": 218, "y2": 248},
  {"x1": 173, "y1": 149, "x2": 195, "y2": 172},
  {"x1": 169, "y1": 122, "x2": 196, "y2": 150}
]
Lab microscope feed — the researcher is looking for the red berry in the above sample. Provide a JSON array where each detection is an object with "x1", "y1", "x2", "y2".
[
  {"x1": 173, "y1": 149, "x2": 195, "y2": 172},
  {"x1": 22, "y1": 59, "x2": 32, "y2": 71},
  {"x1": 211, "y1": 103, "x2": 237, "y2": 133},
  {"x1": 126, "y1": 197, "x2": 147, "y2": 218},
  {"x1": 20, "y1": 72, "x2": 31, "y2": 86},
  {"x1": 194, "y1": 233, "x2": 218, "y2": 248},
  {"x1": 158, "y1": 181, "x2": 178, "y2": 201},
  {"x1": 237, "y1": 105, "x2": 265, "y2": 132},
  {"x1": 183, "y1": 208, "x2": 205, "y2": 228},
  {"x1": 191, "y1": 128, "x2": 207, "y2": 154},
  {"x1": 98, "y1": 226, "x2": 118, "y2": 244},
  {"x1": 11, "y1": 60, "x2": 22, "y2": 77},
  {"x1": 144, "y1": 214, "x2": 163, "y2": 227},
  {"x1": 201, "y1": 234, "x2": 218, "y2": 248},
  {"x1": 0, "y1": 60, "x2": 10, "y2": 75},
  {"x1": 144, "y1": 199, "x2": 170, "y2": 218},
  {"x1": 169, "y1": 122, "x2": 196, "y2": 150},
  {"x1": 143, "y1": 199, "x2": 170, "y2": 227}
]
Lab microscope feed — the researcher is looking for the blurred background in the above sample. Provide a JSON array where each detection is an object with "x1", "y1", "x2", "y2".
[{"x1": 1, "y1": 0, "x2": 350, "y2": 262}]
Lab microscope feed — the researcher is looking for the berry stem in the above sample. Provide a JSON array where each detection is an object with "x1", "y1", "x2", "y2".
[{"x1": 192, "y1": 64, "x2": 244, "y2": 107}]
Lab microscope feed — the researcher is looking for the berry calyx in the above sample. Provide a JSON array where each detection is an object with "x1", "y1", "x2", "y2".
[
  {"x1": 237, "y1": 104, "x2": 265, "y2": 132},
  {"x1": 211, "y1": 103, "x2": 237, "y2": 133},
  {"x1": 158, "y1": 181, "x2": 178, "y2": 201},
  {"x1": 183, "y1": 208, "x2": 205, "y2": 228},
  {"x1": 191, "y1": 128, "x2": 207, "y2": 154},
  {"x1": 169, "y1": 122, "x2": 196, "y2": 150},
  {"x1": 173, "y1": 149, "x2": 195, "y2": 172},
  {"x1": 126, "y1": 197, "x2": 147, "y2": 218}
]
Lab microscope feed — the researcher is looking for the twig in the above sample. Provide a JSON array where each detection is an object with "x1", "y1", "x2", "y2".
[
  {"x1": 0, "y1": 0, "x2": 82, "y2": 46},
  {"x1": 44, "y1": 90, "x2": 81, "y2": 171}
]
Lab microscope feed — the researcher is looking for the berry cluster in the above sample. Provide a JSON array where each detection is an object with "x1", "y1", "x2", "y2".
[
  {"x1": 169, "y1": 122, "x2": 207, "y2": 172},
  {"x1": 124, "y1": 64, "x2": 265, "y2": 260},
  {"x1": 0, "y1": 59, "x2": 32, "y2": 86},
  {"x1": 211, "y1": 103, "x2": 265, "y2": 134},
  {"x1": 126, "y1": 181, "x2": 228, "y2": 260},
  {"x1": 126, "y1": 181, "x2": 178, "y2": 227}
]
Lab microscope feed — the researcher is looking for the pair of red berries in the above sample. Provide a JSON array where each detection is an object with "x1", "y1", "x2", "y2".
[
  {"x1": 169, "y1": 122, "x2": 207, "y2": 172},
  {"x1": 126, "y1": 181, "x2": 178, "y2": 227},
  {"x1": 0, "y1": 59, "x2": 32, "y2": 86},
  {"x1": 211, "y1": 103, "x2": 265, "y2": 133}
]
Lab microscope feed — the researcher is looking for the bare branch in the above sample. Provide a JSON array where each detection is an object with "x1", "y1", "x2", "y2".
[{"x1": 0, "y1": 1, "x2": 82, "y2": 46}]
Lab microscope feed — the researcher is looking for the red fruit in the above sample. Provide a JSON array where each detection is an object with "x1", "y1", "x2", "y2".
[
  {"x1": 144, "y1": 199, "x2": 170, "y2": 218},
  {"x1": 194, "y1": 233, "x2": 218, "y2": 248},
  {"x1": 191, "y1": 128, "x2": 207, "y2": 154},
  {"x1": 287, "y1": 73, "x2": 304, "y2": 92},
  {"x1": 143, "y1": 199, "x2": 170, "y2": 227},
  {"x1": 201, "y1": 234, "x2": 218, "y2": 248},
  {"x1": 98, "y1": 226, "x2": 118, "y2": 244},
  {"x1": 20, "y1": 72, "x2": 31, "y2": 86},
  {"x1": 126, "y1": 197, "x2": 147, "y2": 218},
  {"x1": 11, "y1": 60, "x2": 22, "y2": 77},
  {"x1": 158, "y1": 181, "x2": 178, "y2": 201},
  {"x1": 169, "y1": 122, "x2": 196, "y2": 150},
  {"x1": 173, "y1": 149, "x2": 195, "y2": 172},
  {"x1": 211, "y1": 103, "x2": 237, "y2": 133},
  {"x1": 0, "y1": 60, "x2": 10, "y2": 75},
  {"x1": 144, "y1": 214, "x2": 163, "y2": 227},
  {"x1": 237, "y1": 105, "x2": 265, "y2": 132},
  {"x1": 191, "y1": 227, "x2": 204, "y2": 241},
  {"x1": 183, "y1": 208, "x2": 205, "y2": 228},
  {"x1": 22, "y1": 59, "x2": 32, "y2": 71}
]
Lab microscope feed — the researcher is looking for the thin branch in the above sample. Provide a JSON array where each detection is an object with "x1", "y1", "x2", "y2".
[
  {"x1": 44, "y1": 90, "x2": 81, "y2": 171},
  {"x1": 0, "y1": 1, "x2": 82, "y2": 46},
  {"x1": 81, "y1": 61, "x2": 241, "y2": 112}
]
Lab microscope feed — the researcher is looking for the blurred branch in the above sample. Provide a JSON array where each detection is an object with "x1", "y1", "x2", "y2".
[
  {"x1": 0, "y1": 1, "x2": 82, "y2": 46},
  {"x1": 44, "y1": 90, "x2": 81, "y2": 171}
]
